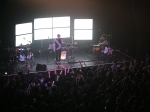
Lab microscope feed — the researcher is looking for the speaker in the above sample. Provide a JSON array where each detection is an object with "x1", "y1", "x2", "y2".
[
  {"x1": 42, "y1": 64, "x2": 47, "y2": 71},
  {"x1": 36, "y1": 63, "x2": 47, "y2": 71},
  {"x1": 36, "y1": 64, "x2": 42, "y2": 71}
]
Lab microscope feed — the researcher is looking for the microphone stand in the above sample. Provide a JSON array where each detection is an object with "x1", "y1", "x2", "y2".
[
  {"x1": 23, "y1": 38, "x2": 33, "y2": 67},
  {"x1": 68, "y1": 36, "x2": 74, "y2": 60},
  {"x1": 47, "y1": 37, "x2": 50, "y2": 62}
]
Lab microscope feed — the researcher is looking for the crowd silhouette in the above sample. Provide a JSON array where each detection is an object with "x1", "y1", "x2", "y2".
[{"x1": 0, "y1": 53, "x2": 150, "y2": 112}]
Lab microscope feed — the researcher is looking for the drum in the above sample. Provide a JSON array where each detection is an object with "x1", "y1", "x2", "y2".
[
  {"x1": 93, "y1": 45, "x2": 100, "y2": 52},
  {"x1": 17, "y1": 53, "x2": 26, "y2": 61},
  {"x1": 61, "y1": 47, "x2": 66, "y2": 51},
  {"x1": 48, "y1": 44, "x2": 54, "y2": 50}
]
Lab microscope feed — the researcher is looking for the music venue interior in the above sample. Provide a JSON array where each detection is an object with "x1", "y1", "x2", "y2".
[{"x1": 0, "y1": 0, "x2": 150, "y2": 111}]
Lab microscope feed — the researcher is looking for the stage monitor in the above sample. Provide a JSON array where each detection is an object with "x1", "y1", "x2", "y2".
[
  {"x1": 15, "y1": 22, "x2": 32, "y2": 35},
  {"x1": 74, "y1": 19, "x2": 93, "y2": 40}
]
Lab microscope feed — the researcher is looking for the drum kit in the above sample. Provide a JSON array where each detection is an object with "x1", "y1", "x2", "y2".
[
  {"x1": 48, "y1": 42, "x2": 78, "y2": 60},
  {"x1": 93, "y1": 34, "x2": 112, "y2": 56},
  {"x1": 14, "y1": 44, "x2": 33, "y2": 61},
  {"x1": 64, "y1": 42, "x2": 78, "y2": 59},
  {"x1": 61, "y1": 42, "x2": 78, "y2": 60}
]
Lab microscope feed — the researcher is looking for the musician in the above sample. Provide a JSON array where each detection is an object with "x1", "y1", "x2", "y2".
[
  {"x1": 53, "y1": 34, "x2": 64, "y2": 64},
  {"x1": 26, "y1": 52, "x2": 34, "y2": 60},
  {"x1": 18, "y1": 52, "x2": 26, "y2": 62},
  {"x1": 108, "y1": 47, "x2": 113, "y2": 56}
]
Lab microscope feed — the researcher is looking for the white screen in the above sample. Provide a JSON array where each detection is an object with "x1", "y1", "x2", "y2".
[
  {"x1": 74, "y1": 30, "x2": 93, "y2": 40},
  {"x1": 74, "y1": 19, "x2": 93, "y2": 40},
  {"x1": 34, "y1": 29, "x2": 52, "y2": 40},
  {"x1": 15, "y1": 22, "x2": 32, "y2": 35},
  {"x1": 34, "y1": 16, "x2": 70, "y2": 40},
  {"x1": 74, "y1": 19, "x2": 93, "y2": 29},
  {"x1": 15, "y1": 34, "x2": 32, "y2": 47},
  {"x1": 34, "y1": 18, "x2": 52, "y2": 29},
  {"x1": 53, "y1": 16, "x2": 70, "y2": 27},
  {"x1": 53, "y1": 28, "x2": 70, "y2": 38}
]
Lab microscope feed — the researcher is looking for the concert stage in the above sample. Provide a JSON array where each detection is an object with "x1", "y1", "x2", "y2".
[{"x1": 15, "y1": 49, "x2": 135, "y2": 74}]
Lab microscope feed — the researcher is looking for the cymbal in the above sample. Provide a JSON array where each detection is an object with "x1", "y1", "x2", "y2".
[
  {"x1": 93, "y1": 45, "x2": 100, "y2": 46},
  {"x1": 26, "y1": 43, "x2": 31, "y2": 46},
  {"x1": 100, "y1": 37, "x2": 105, "y2": 39},
  {"x1": 98, "y1": 43, "x2": 105, "y2": 45},
  {"x1": 26, "y1": 48, "x2": 31, "y2": 50}
]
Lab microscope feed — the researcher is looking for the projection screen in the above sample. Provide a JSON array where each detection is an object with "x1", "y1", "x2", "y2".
[
  {"x1": 34, "y1": 16, "x2": 70, "y2": 40},
  {"x1": 74, "y1": 19, "x2": 93, "y2": 40},
  {"x1": 15, "y1": 22, "x2": 32, "y2": 46}
]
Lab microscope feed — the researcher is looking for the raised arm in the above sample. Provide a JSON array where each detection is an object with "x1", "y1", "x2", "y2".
[
  {"x1": 84, "y1": 62, "x2": 87, "y2": 68},
  {"x1": 54, "y1": 64, "x2": 57, "y2": 74},
  {"x1": 5, "y1": 74, "x2": 10, "y2": 87},
  {"x1": 79, "y1": 61, "x2": 83, "y2": 68},
  {"x1": 60, "y1": 67, "x2": 63, "y2": 75},
  {"x1": 67, "y1": 66, "x2": 70, "y2": 73},
  {"x1": 48, "y1": 69, "x2": 50, "y2": 78},
  {"x1": 64, "y1": 67, "x2": 67, "y2": 76}
]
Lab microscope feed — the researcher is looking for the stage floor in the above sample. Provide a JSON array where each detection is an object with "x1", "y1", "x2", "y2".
[{"x1": 16, "y1": 50, "x2": 135, "y2": 73}]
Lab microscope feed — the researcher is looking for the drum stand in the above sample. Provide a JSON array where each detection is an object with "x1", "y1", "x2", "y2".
[
  {"x1": 47, "y1": 49, "x2": 53, "y2": 62},
  {"x1": 26, "y1": 57, "x2": 34, "y2": 69},
  {"x1": 93, "y1": 48, "x2": 104, "y2": 59},
  {"x1": 88, "y1": 48, "x2": 93, "y2": 53},
  {"x1": 88, "y1": 44, "x2": 94, "y2": 53},
  {"x1": 25, "y1": 52, "x2": 35, "y2": 68},
  {"x1": 93, "y1": 50, "x2": 99, "y2": 58},
  {"x1": 68, "y1": 52, "x2": 74, "y2": 59},
  {"x1": 67, "y1": 46, "x2": 74, "y2": 60}
]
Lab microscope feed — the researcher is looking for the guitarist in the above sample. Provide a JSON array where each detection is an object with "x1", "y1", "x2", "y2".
[{"x1": 53, "y1": 34, "x2": 64, "y2": 64}]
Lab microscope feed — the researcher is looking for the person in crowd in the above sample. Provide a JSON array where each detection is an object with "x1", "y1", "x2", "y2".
[
  {"x1": 143, "y1": 53, "x2": 150, "y2": 66},
  {"x1": 1, "y1": 54, "x2": 150, "y2": 112}
]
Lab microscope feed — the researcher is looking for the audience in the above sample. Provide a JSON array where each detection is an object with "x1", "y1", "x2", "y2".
[{"x1": 0, "y1": 55, "x2": 150, "y2": 112}]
